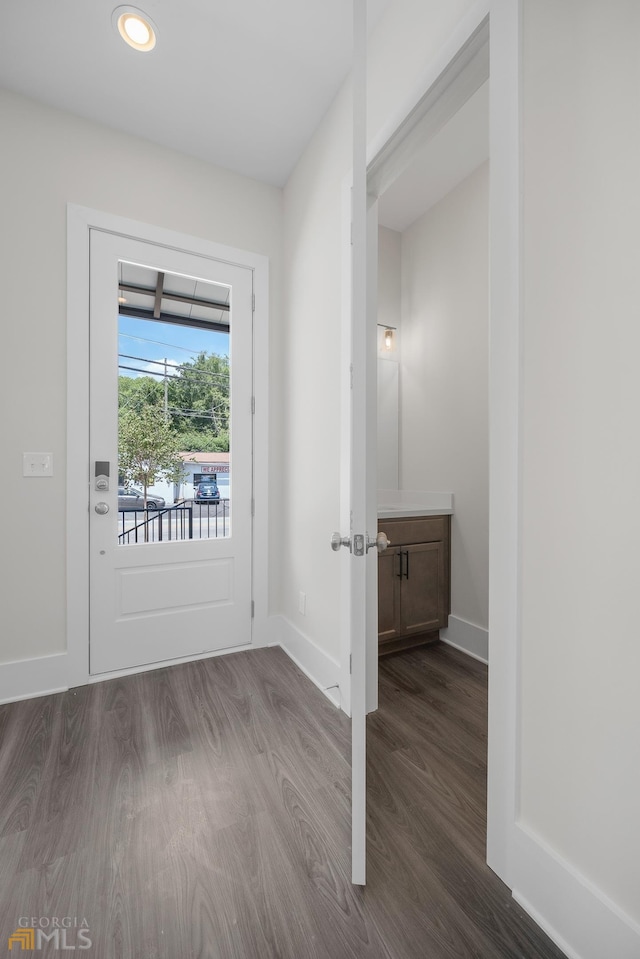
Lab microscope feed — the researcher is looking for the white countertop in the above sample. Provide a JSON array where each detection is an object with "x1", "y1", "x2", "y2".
[
  {"x1": 378, "y1": 506, "x2": 453, "y2": 518},
  {"x1": 377, "y1": 489, "x2": 453, "y2": 519}
]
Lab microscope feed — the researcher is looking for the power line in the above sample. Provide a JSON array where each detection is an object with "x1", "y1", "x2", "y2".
[
  {"x1": 119, "y1": 331, "x2": 228, "y2": 357},
  {"x1": 119, "y1": 392, "x2": 227, "y2": 417},
  {"x1": 119, "y1": 353, "x2": 229, "y2": 377},
  {"x1": 119, "y1": 363, "x2": 183, "y2": 380},
  {"x1": 119, "y1": 401, "x2": 226, "y2": 424},
  {"x1": 119, "y1": 391, "x2": 228, "y2": 420},
  {"x1": 118, "y1": 355, "x2": 230, "y2": 382},
  {"x1": 166, "y1": 408, "x2": 227, "y2": 420}
]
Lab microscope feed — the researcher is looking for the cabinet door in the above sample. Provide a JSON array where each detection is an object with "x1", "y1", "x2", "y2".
[
  {"x1": 400, "y1": 542, "x2": 447, "y2": 635},
  {"x1": 378, "y1": 548, "x2": 402, "y2": 646}
]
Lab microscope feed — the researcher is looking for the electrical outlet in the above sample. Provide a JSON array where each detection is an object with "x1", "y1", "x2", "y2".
[
  {"x1": 23, "y1": 453, "x2": 54, "y2": 477},
  {"x1": 298, "y1": 591, "x2": 306, "y2": 616}
]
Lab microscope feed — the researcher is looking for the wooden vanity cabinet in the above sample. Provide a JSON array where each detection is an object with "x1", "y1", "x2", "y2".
[{"x1": 377, "y1": 515, "x2": 451, "y2": 655}]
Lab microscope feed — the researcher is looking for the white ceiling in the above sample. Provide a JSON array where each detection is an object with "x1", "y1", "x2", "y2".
[
  {"x1": 377, "y1": 80, "x2": 489, "y2": 234},
  {"x1": 0, "y1": 0, "x2": 390, "y2": 187}
]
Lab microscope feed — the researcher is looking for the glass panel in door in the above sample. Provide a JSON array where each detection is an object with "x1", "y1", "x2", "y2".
[{"x1": 116, "y1": 262, "x2": 233, "y2": 546}]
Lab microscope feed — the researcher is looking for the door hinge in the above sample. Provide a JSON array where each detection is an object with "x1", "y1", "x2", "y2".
[
  {"x1": 350, "y1": 363, "x2": 354, "y2": 390},
  {"x1": 251, "y1": 600, "x2": 255, "y2": 619},
  {"x1": 350, "y1": 653, "x2": 352, "y2": 674},
  {"x1": 251, "y1": 497, "x2": 255, "y2": 517},
  {"x1": 251, "y1": 396, "x2": 255, "y2": 414},
  {"x1": 252, "y1": 293, "x2": 255, "y2": 312}
]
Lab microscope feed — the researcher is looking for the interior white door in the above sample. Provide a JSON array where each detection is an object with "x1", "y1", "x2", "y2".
[
  {"x1": 89, "y1": 230, "x2": 253, "y2": 674},
  {"x1": 348, "y1": 0, "x2": 379, "y2": 886}
]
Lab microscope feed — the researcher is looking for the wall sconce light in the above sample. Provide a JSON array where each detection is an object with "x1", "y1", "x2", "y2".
[{"x1": 377, "y1": 324, "x2": 397, "y2": 355}]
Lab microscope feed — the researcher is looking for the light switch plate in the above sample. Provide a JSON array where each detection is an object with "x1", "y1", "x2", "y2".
[{"x1": 23, "y1": 452, "x2": 54, "y2": 477}]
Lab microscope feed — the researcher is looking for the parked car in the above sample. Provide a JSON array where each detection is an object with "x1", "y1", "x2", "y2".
[
  {"x1": 117, "y1": 486, "x2": 165, "y2": 510},
  {"x1": 194, "y1": 481, "x2": 220, "y2": 504}
]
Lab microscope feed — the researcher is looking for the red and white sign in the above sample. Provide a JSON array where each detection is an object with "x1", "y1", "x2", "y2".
[{"x1": 200, "y1": 464, "x2": 230, "y2": 474}]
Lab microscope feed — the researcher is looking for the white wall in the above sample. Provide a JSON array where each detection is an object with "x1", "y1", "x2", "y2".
[
  {"x1": 519, "y1": 0, "x2": 640, "y2": 928},
  {"x1": 378, "y1": 226, "x2": 402, "y2": 332},
  {"x1": 281, "y1": 0, "x2": 480, "y2": 661},
  {"x1": 399, "y1": 163, "x2": 489, "y2": 631},
  {"x1": 0, "y1": 89, "x2": 282, "y2": 666},
  {"x1": 377, "y1": 225, "x2": 402, "y2": 490}
]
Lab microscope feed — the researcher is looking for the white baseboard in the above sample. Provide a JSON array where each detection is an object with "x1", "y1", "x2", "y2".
[
  {"x1": 0, "y1": 652, "x2": 69, "y2": 705},
  {"x1": 0, "y1": 620, "x2": 342, "y2": 709},
  {"x1": 270, "y1": 615, "x2": 342, "y2": 709},
  {"x1": 512, "y1": 822, "x2": 640, "y2": 959},
  {"x1": 441, "y1": 614, "x2": 488, "y2": 663}
]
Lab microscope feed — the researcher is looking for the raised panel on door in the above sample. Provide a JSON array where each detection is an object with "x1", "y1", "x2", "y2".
[
  {"x1": 378, "y1": 549, "x2": 401, "y2": 646},
  {"x1": 400, "y1": 542, "x2": 446, "y2": 635}
]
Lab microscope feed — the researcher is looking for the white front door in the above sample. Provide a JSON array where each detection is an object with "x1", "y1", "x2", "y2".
[{"x1": 89, "y1": 230, "x2": 253, "y2": 674}]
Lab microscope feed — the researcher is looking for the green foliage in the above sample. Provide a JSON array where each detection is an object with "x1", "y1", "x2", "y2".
[
  {"x1": 118, "y1": 351, "x2": 230, "y2": 453},
  {"x1": 167, "y1": 352, "x2": 229, "y2": 443},
  {"x1": 118, "y1": 375, "x2": 163, "y2": 413},
  {"x1": 118, "y1": 406, "x2": 185, "y2": 505},
  {"x1": 174, "y1": 429, "x2": 230, "y2": 453}
]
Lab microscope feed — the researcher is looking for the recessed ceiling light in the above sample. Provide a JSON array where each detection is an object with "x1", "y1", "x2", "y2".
[{"x1": 112, "y1": 6, "x2": 157, "y2": 52}]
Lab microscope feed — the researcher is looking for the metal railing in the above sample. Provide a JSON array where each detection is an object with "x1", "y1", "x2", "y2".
[{"x1": 118, "y1": 499, "x2": 230, "y2": 545}]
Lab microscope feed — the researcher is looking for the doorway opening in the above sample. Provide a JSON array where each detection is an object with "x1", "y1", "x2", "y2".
[
  {"x1": 367, "y1": 8, "x2": 490, "y2": 807},
  {"x1": 375, "y1": 76, "x2": 489, "y2": 660},
  {"x1": 371, "y1": 63, "x2": 491, "y2": 903}
]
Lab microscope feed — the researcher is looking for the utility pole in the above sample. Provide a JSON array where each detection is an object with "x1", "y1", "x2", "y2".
[{"x1": 164, "y1": 358, "x2": 169, "y2": 422}]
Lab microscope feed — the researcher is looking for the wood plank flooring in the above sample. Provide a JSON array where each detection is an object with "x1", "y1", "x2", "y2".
[{"x1": 0, "y1": 644, "x2": 566, "y2": 958}]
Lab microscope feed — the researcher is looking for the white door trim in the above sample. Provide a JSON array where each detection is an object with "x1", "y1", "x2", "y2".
[
  {"x1": 340, "y1": 0, "x2": 521, "y2": 890},
  {"x1": 66, "y1": 205, "x2": 270, "y2": 689},
  {"x1": 485, "y1": 0, "x2": 522, "y2": 890}
]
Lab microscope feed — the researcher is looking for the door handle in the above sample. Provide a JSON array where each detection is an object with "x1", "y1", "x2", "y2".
[
  {"x1": 366, "y1": 531, "x2": 390, "y2": 553},
  {"x1": 332, "y1": 531, "x2": 390, "y2": 556},
  {"x1": 95, "y1": 502, "x2": 109, "y2": 515},
  {"x1": 404, "y1": 550, "x2": 410, "y2": 579},
  {"x1": 331, "y1": 532, "x2": 351, "y2": 551}
]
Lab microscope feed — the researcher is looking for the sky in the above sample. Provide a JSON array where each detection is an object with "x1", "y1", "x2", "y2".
[{"x1": 118, "y1": 316, "x2": 229, "y2": 380}]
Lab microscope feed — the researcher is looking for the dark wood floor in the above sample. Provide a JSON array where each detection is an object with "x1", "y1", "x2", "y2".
[{"x1": 0, "y1": 643, "x2": 566, "y2": 958}]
